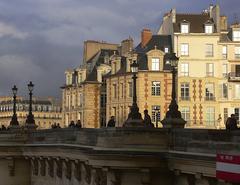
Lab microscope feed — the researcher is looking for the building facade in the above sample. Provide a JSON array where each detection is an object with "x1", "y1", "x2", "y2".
[
  {"x1": 158, "y1": 4, "x2": 240, "y2": 128},
  {"x1": 61, "y1": 39, "x2": 133, "y2": 128},
  {"x1": 105, "y1": 30, "x2": 173, "y2": 127},
  {"x1": 0, "y1": 96, "x2": 62, "y2": 129}
]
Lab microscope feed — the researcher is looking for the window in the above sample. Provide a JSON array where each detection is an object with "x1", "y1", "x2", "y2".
[
  {"x1": 128, "y1": 82, "x2": 132, "y2": 97},
  {"x1": 79, "y1": 93, "x2": 83, "y2": 107},
  {"x1": 222, "y1": 46, "x2": 227, "y2": 59},
  {"x1": 222, "y1": 83, "x2": 228, "y2": 99},
  {"x1": 151, "y1": 82, "x2": 161, "y2": 96},
  {"x1": 180, "y1": 83, "x2": 190, "y2": 100},
  {"x1": 205, "y1": 25, "x2": 213, "y2": 34},
  {"x1": 66, "y1": 74, "x2": 72, "y2": 85},
  {"x1": 206, "y1": 107, "x2": 215, "y2": 127},
  {"x1": 151, "y1": 105, "x2": 160, "y2": 123},
  {"x1": 233, "y1": 30, "x2": 240, "y2": 41},
  {"x1": 164, "y1": 47, "x2": 169, "y2": 53},
  {"x1": 235, "y1": 84, "x2": 240, "y2": 99},
  {"x1": 181, "y1": 107, "x2": 190, "y2": 123},
  {"x1": 151, "y1": 58, "x2": 160, "y2": 71},
  {"x1": 235, "y1": 46, "x2": 240, "y2": 59},
  {"x1": 222, "y1": 64, "x2": 228, "y2": 77},
  {"x1": 206, "y1": 63, "x2": 214, "y2": 77},
  {"x1": 206, "y1": 44, "x2": 213, "y2": 57},
  {"x1": 234, "y1": 108, "x2": 240, "y2": 123},
  {"x1": 181, "y1": 44, "x2": 189, "y2": 56},
  {"x1": 224, "y1": 108, "x2": 228, "y2": 124},
  {"x1": 181, "y1": 23, "x2": 189, "y2": 33},
  {"x1": 180, "y1": 63, "x2": 189, "y2": 76},
  {"x1": 113, "y1": 84, "x2": 117, "y2": 98},
  {"x1": 78, "y1": 73, "x2": 83, "y2": 83},
  {"x1": 120, "y1": 83, "x2": 124, "y2": 98},
  {"x1": 205, "y1": 83, "x2": 215, "y2": 100}
]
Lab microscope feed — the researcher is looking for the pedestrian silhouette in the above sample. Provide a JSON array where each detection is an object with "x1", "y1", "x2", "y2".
[
  {"x1": 225, "y1": 114, "x2": 238, "y2": 130},
  {"x1": 107, "y1": 116, "x2": 115, "y2": 127},
  {"x1": 143, "y1": 110, "x2": 154, "y2": 127}
]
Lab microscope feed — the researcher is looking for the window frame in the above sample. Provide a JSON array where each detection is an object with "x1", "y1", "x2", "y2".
[
  {"x1": 180, "y1": 44, "x2": 189, "y2": 56},
  {"x1": 151, "y1": 58, "x2": 160, "y2": 71},
  {"x1": 233, "y1": 30, "x2": 240, "y2": 41},
  {"x1": 151, "y1": 81, "x2": 161, "y2": 96},
  {"x1": 181, "y1": 23, "x2": 189, "y2": 33},
  {"x1": 206, "y1": 63, "x2": 214, "y2": 77},
  {"x1": 205, "y1": 44, "x2": 214, "y2": 57},
  {"x1": 180, "y1": 83, "x2": 190, "y2": 100},
  {"x1": 205, "y1": 24, "x2": 213, "y2": 34}
]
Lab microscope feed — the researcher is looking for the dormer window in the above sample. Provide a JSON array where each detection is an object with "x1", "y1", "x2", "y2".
[
  {"x1": 164, "y1": 47, "x2": 169, "y2": 53},
  {"x1": 233, "y1": 30, "x2": 240, "y2": 41},
  {"x1": 181, "y1": 21, "x2": 189, "y2": 33},
  {"x1": 205, "y1": 24, "x2": 213, "y2": 34}
]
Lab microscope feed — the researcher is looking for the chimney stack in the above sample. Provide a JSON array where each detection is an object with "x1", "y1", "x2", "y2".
[{"x1": 141, "y1": 28, "x2": 152, "y2": 48}]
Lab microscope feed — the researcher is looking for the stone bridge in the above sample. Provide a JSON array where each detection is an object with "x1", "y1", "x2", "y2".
[{"x1": 0, "y1": 128, "x2": 239, "y2": 185}]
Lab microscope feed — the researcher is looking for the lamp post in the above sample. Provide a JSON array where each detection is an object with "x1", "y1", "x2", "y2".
[
  {"x1": 9, "y1": 85, "x2": 19, "y2": 128},
  {"x1": 161, "y1": 53, "x2": 186, "y2": 128},
  {"x1": 25, "y1": 81, "x2": 37, "y2": 129},
  {"x1": 154, "y1": 106, "x2": 160, "y2": 128},
  {"x1": 124, "y1": 60, "x2": 143, "y2": 127}
]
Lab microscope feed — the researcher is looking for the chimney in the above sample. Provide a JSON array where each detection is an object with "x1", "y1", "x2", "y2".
[
  {"x1": 141, "y1": 28, "x2": 152, "y2": 48},
  {"x1": 220, "y1": 16, "x2": 228, "y2": 31}
]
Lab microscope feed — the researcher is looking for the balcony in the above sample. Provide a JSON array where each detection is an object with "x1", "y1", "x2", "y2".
[
  {"x1": 180, "y1": 96, "x2": 190, "y2": 101},
  {"x1": 205, "y1": 96, "x2": 216, "y2": 101},
  {"x1": 228, "y1": 72, "x2": 240, "y2": 82}
]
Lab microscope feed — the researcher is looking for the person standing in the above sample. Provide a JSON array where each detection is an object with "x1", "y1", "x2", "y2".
[
  {"x1": 107, "y1": 116, "x2": 115, "y2": 127},
  {"x1": 225, "y1": 114, "x2": 238, "y2": 130}
]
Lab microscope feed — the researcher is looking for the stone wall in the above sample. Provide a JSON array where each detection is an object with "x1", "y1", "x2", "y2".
[{"x1": 0, "y1": 128, "x2": 238, "y2": 185}]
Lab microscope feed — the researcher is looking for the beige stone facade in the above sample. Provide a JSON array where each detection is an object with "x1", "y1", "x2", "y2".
[
  {"x1": 62, "y1": 39, "x2": 133, "y2": 128},
  {"x1": 106, "y1": 33, "x2": 173, "y2": 127},
  {"x1": 158, "y1": 4, "x2": 240, "y2": 128},
  {"x1": 0, "y1": 96, "x2": 62, "y2": 129}
]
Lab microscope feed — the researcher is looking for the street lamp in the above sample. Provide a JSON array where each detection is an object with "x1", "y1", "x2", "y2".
[
  {"x1": 161, "y1": 53, "x2": 186, "y2": 128},
  {"x1": 25, "y1": 81, "x2": 37, "y2": 129},
  {"x1": 9, "y1": 85, "x2": 19, "y2": 128},
  {"x1": 124, "y1": 60, "x2": 143, "y2": 127}
]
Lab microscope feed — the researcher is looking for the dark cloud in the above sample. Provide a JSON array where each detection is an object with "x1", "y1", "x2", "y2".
[{"x1": 0, "y1": 0, "x2": 239, "y2": 98}]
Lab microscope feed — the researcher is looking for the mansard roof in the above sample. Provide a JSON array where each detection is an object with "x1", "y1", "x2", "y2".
[
  {"x1": 85, "y1": 49, "x2": 118, "y2": 82},
  {"x1": 135, "y1": 35, "x2": 173, "y2": 71},
  {"x1": 173, "y1": 13, "x2": 216, "y2": 33}
]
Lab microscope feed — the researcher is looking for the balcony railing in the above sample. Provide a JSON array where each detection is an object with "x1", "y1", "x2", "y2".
[
  {"x1": 205, "y1": 96, "x2": 216, "y2": 101},
  {"x1": 180, "y1": 96, "x2": 190, "y2": 101},
  {"x1": 228, "y1": 72, "x2": 240, "y2": 82}
]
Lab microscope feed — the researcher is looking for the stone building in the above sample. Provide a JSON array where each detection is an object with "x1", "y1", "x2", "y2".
[
  {"x1": 158, "y1": 4, "x2": 240, "y2": 128},
  {"x1": 0, "y1": 96, "x2": 62, "y2": 129},
  {"x1": 105, "y1": 29, "x2": 173, "y2": 127},
  {"x1": 61, "y1": 39, "x2": 133, "y2": 127}
]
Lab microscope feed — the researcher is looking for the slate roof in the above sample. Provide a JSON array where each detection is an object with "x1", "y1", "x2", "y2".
[
  {"x1": 135, "y1": 35, "x2": 173, "y2": 71},
  {"x1": 173, "y1": 14, "x2": 216, "y2": 33},
  {"x1": 84, "y1": 49, "x2": 118, "y2": 82}
]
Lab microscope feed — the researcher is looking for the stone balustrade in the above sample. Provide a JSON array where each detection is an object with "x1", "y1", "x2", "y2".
[{"x1": 0, "y1": 128, "x2": 238, "y2": 185}]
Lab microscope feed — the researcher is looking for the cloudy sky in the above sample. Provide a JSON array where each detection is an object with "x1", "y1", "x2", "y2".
[{"x1": 0, "y1": 0, "x2": 239, "y2": 98}]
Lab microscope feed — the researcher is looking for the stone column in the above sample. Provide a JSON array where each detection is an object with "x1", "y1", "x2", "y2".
[
  {"x1": 74, "y1": 161, "x2": 81, "y2": 182},
  {"x1": 47, "y1": 158, "x2": 54, "y2": 178},
  {"x1": 141, "y1": 169, "x2": 150, "y2": 185},
  {"x1": 107, "y1": 170, "x2": 121, "y2": 185},
  {"x1": 82, "y1": 163, "x2": 91, "y2": 185},
  {"x1": 194, "y1": 173, "x2": 209, "y2": 185},
  {"x1": 174, "y1": 170, "x2": 188, "y2": 185}
]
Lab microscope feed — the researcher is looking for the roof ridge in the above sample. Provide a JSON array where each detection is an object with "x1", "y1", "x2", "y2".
[{"x1": 177, "y1": 13, "x2": 209, "y2": 16}]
